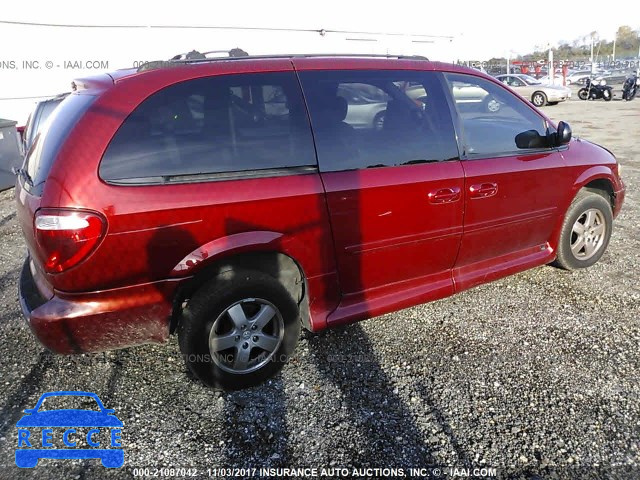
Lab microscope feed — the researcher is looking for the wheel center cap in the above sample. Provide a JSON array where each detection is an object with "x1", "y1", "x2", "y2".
[{"x1": 243, "y1": 331, "x2": 251, "y2": 339}]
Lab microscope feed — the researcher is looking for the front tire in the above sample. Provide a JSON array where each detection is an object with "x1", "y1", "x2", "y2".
[
  {"x1": 554, "y1": 190, "x2": 613, "y2": 270},
  {"x1": 178, "y1": 269, "x2": 301, "y2": 390},
  {"x1": 532, "y1": 91, "x2": 547, "y2": 107},
  {"x1": 578, "y1": 88, "x2": 588, "y2": 100}
]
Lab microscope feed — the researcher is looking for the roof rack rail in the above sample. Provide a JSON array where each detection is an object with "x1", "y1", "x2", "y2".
[
  {"x1": 170, "y1": 48, "x2": 250, "y2": 61},
  {"x1": 137, "y1": 51, "x2": 429, "y2": 72}
]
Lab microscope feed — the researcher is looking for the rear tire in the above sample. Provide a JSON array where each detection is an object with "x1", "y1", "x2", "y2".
[
  {"x1": 373, "y1": 111, "x2": 386, "y2": 131},
  {"x1": 578, "y1": 89, "x2": 588, "y2": 100},
  {"x1": 603, "y1": 89, "x2": 612, "y2": 101},
  {"x1": 554, "y1": 190, "x2": 613, "y2": 270},
  {"x1": 178, "y1": 269, "x2": 301, "y2": 390}
]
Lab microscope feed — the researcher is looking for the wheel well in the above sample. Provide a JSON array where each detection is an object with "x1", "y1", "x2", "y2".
[
  {"x1": 170, "y1": 251, "x2": 310, "y2": 333},
  {"x1": 582, "y1": 179, "x2": 615, "y2": 210}
]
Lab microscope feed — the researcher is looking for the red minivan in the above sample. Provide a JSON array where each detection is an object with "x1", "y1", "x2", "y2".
[{"x1": 16, "y1": 55, "x2": 625, "y2": 390}]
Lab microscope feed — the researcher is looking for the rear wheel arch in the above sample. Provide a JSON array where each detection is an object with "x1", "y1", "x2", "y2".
[{"x1": 170, "y1": 251, "x2": 310, "y2": 332}]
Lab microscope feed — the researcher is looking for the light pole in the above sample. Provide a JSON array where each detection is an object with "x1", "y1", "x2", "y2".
[
  {"x1": 549, "y1": 47, "x2": 554, "y2": 85},
  {"x1": 612, "y1": 37, "x2": 616, "y2": 63},
  {"x1": 590, "y1": 32, "x2": 596, "y2": 76}
]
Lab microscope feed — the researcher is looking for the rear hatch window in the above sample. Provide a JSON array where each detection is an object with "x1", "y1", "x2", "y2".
[
  {"x1": 23, "y1": 94, "x2": 96, "y2": 195},
  {"x1": 24, "y1": 96, "x2": 67, "y2": 152}
]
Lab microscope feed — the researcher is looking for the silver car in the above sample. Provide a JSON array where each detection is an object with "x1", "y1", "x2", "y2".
[
  {"x1": 496, "y1": 74, "x2": 571, "y2": 107},
  {"x1": 338, "y1": 84, "x2": 388, "y2": 130},
  {"x1": 406, "y1": 83, "x2": 502, "y2": 113}
]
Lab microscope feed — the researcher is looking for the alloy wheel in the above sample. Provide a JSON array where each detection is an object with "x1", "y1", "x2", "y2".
[
  {"x1": 570, "y1": 208, "x2": 606, "y2": 261},
  {"x1": 487, "y1": 98, "x2": 501, "y2": 112},
  {"x1": 208, "y1": 298, "x2": 284, "y2": 374}
]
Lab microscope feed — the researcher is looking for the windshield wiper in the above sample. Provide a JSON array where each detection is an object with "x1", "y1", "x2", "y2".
[{"x1": 12, "y1": 167, "x2": 33, "y2": 185}]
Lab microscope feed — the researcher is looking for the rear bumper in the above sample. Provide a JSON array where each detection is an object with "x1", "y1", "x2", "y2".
[{"x1": 19, "y1": 258, "x2": 181, "y2": 354}]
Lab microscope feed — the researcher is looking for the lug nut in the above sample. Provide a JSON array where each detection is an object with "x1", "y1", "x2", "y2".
[
  {"x1": 242, "y1": 342, "x2": 249, "y2": 349},
  {"x1": 253, "y1": 336, "x2": 259, "y2": 342}
]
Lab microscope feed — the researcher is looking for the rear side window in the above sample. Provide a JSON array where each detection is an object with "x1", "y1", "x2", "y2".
[
  {"x1": 298, "y1": 70, "x2": 459, "y2": 172},
  {"x1": 24, "y1": 94, "x2": 95, "y2": 192},
  {"x1": 100, "y1": 72, "x2": 316, "y2": 183}
]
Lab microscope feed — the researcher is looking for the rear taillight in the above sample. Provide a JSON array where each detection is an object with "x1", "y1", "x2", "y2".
[{"x1": 34, "y1": 209, "x2": 106, "y2": 274}]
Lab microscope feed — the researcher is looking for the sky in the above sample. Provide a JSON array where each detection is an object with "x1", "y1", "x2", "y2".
[{"x1": 0, "y1": 0, "x2": 636, "y2": 123}]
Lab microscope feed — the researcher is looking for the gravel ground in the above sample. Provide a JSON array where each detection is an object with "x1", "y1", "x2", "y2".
[{"x1": 0, "y1": 91, "x2": 638, "y2": 480}]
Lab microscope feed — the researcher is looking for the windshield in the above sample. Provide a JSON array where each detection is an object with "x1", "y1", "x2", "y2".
[{"x1": 520, "y1": 75, "x2": 541, "y2": 85}]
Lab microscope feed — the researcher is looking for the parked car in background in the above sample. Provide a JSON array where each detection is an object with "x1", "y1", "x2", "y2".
[
  {"x1": 337, "y1": 84, "x2": 389, "y2": 130},
  {"x1": 22, "y1": 93, "x2": 69, "y2": 154},
  {"x1": 496, "y1": 74, "x2": 571, "y2": 106},
  {"x1": 407, "y1": 82, "x2": 501, "y2": 112},
  {"x1": 16, "y1": 54, "x2": 625, "y2": 390},
  {"x1": 565, "y1": 71, "x2": 600, "y2": 85}
]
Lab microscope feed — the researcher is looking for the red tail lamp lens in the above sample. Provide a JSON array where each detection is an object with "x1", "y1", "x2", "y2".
[{"x1": 34, "y1": 209, "x2": 106, "y2": 273}]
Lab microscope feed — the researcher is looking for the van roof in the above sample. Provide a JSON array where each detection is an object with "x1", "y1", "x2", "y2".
[{"x1": 73, "y1": 55, "x2": 483, "y2": 94}]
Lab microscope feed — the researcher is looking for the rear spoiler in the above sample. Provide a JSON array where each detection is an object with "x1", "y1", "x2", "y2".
[{"x1": 71, "y1": 73, "x2": 114, "y2": 94}]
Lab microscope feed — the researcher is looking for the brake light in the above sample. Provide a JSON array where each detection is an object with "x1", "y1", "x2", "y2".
[{"x1": 34, "y1": 209, "x2": 106, "y2": 273}]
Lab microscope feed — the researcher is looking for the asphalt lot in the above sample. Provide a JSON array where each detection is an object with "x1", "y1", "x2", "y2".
[{"x1": 0, "y1": 88, "x2": 638, "y2": 480}]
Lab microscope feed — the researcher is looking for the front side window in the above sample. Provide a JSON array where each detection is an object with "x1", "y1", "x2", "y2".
[
  {"x1": 520, "y1": 75, "x2": 541, "y2": 85},
  {"x1": 100, "y1": 72, "x2": 316, "y2": 182},
  {"x1": 444, "y1": 73, "x2": 549, "y2": 157},
  {"x1": 504, "y1": 76, "x2": 525, "y2": 87},
  {"x1": 298, "y1": 70, "x2": 459, "y2": 172}
]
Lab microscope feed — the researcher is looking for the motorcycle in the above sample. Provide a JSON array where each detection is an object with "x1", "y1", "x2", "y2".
[
  {"x1": 622, "y1": 74, "x2": 639, "y2": 101},
  {"x1": 578, "y1": 78, "x2": 613, "y2": 101}
]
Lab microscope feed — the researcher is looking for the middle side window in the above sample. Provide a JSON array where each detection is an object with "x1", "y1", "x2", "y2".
[{"x1": 298, "y1": 70, "x2": 459, "y2": 172}]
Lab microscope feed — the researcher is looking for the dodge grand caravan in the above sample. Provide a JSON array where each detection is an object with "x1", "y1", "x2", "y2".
[{"x1": 16, "y1": 54, "x2": 625, "y2": 390}]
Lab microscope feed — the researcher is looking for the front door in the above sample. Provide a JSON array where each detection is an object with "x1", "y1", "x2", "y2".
[
  {"x1": 444, "y1": 72, "x2": 573, "y2": 291},
  {"x1": 296, "y1": 66, "x2": 464, "y2": 323}
]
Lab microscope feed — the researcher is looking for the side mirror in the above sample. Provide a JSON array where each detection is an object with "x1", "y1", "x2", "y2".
[
  {"x1": 556, "y1": 121, "x2": 572, "y2": 146},
  {"x1": 515, "y1": 129, "x2": 549, "y2": 149}
]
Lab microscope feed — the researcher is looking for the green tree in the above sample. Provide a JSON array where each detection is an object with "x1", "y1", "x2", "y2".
[{"x1": 616, "y1": 25, "x2": 639, "y2": 51}]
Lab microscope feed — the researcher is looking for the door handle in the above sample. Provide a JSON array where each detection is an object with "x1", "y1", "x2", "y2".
[
  {"x1": 469, "y1": 182, "x2": 498, "y2": 199},
  {"x1": 428, "y1": 186, "x2": 461, "y2": 204}
]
